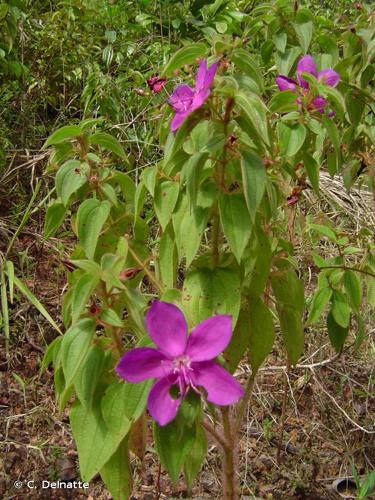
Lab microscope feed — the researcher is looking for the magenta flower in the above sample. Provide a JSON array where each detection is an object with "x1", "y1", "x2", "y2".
[
  {"x1": 276, "y1": 55, "x2": 340, "y2": 115},
  {"x1": 116, "y1": 300, "x2": 244, "y2": 426},
  {"x1": 147, "y1": 75, "x2": 167, "y2": 94},
  {"x1": 168, "y1": 59, "x2": 218, "y2": 132}
]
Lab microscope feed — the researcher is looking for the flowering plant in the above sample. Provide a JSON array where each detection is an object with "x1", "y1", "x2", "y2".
[
  {"x1": 169, "y1": 59, "x2": 218, "y2": 131},
  {"x1": 276, "y1": 55, "x2": 340, "y2": 115},
  {"x1": 40, "y1": 6, "x2": 374, "y2": 498}
]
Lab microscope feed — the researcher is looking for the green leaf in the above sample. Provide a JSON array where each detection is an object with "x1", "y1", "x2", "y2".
[
  {"x1": 113, "y1": 172, "x2": 136, "y2": 206},
  {"x1": 44, "y1": 201, "x2": 67, "y2": 238},
  {"x1": 70, "y1": 259, "x2": 102, "y2": 275},
  {"x1": 344, "y1": 270, "x2": 362, "y2": 313},
  {"x1": 102, "y1": 379, "x2": 152, "y2": 426},
  {"x1": 295, "y1": 22, "x2": 313, "y2": 53},
  {"x1": 182, "y1": 267, "x2": 241, "y2": 327},
  {"x1": 70, "y1": 398, "x2": 130, "y2": 482},
  {"x1": 172, "y1": 185, "x2": 215, "y2": 267},
  {"x1": 307, "y1": 287, "x2": 332, "y2": 324},
  {"x1": 225, "y1": 308, "x2": 250, "y2": 373},
  {"x1": 308, "y1": 223, "x2": 337, "y2": 241},
  {"x1": 1, "y1": 268, "x2": 9, "y2": 340},
  {"x1": 245, "y1": 223, "x2": 272, "y2": 296},
  {"x1": 163, "y1": 43, "x2": 207, "y2": 76},
  {"x1": 42, "y1": 125, "x2": 83, "y2": 149},
  {"x1": 271, "y1": 270, "x2": 305, "y2": 365},
  {"x1": 327, "y1": 311, "x2": 348, "y2": 353},
  {"x1": 346, "y1": 90, "x2": 365, "y2": 126},
  {"x1": 142, "y1": 166, "x2": 157, "y2": 197},
  {"x1": 359, "y1": 470, "x2": 375, "y2": 499},
  {"x1": 13, "y1": 275, "x2": 62, "y2": 334},
  {"x1": 100, "y1": 437, "x2": 132, "y2": 500},
  {"x1": 72, "y1": 273, "x2": 99, "y2": 323},
  {"x1": 322, "y1": 116, "x2": 340, "y2": 156},
  {"x1": 219, "y1": 193, "x2": 252, "y2": 262},
  {"x1": 100, "y1": 308, "x2": 124, "y2": 327},
  {"x1": 56, "y1": 160, "x2": 90, "y2": 206},
  {"x1": 77, "y1": 199, "x2": 111, "y2": 259},
  {"x1": 40, "y1": 336, "x2": 63, "y2": 373},
  {"x1": 231, "y1": 49, "x2": 263, "y2": 92},
  {"x1": 278, "y1": 122, "x2": 306, "y2": 157},
  {"x1": 273, "y1": 32, "x2": 287, "y2": 53},
  {"x1": 75, "y1": 346, "x2": 106, "y2": 408},
  {"x1": 184, "y1": 425, "x2": 207, "y2": 490},
  {"x1": 240, "y1": 150, "x2": 266, "y2": 221},
  {"x1": 182, "y1": 152, "x2": 208, "y2": 209},
  {"x1": 5, "y1": 261, "x2": 14, "y2": 304},
  {"x1": 100, "y1": 183, "x2": 118, "y2": 206},
  {"x1": 158, "y1": 223, "x2": 177, "y2": 290},
  {"x1": 331, "y1": 291, "x2": 351, "y2": 328},
  {"x1": 248, "y1": 296, "x2": 276, "y2": 374},
  {"x1": 61, "y1": 317, "x2": 96, "y2": 391},
  {"x1": 236, "y1": 92, "x2": 270, "y2": 147},
  {"x1": 90, "y1": 132, "x2": 127, "y2": 161},
  {"x1": 275, "y1": 47, "x2": 302, "y2": 75},
  {"x1": 269, "y1": 91, "x2": 299, "y2": 113},
  {"x1": 154, "y1": 419, "x2": 195, "y2": 485},
  {"x1": 303, "y1": 153, "x2": 320, "y2": 194},
  {"x1": 154, "y1": 180, "x2": 180, "y2": 231}
]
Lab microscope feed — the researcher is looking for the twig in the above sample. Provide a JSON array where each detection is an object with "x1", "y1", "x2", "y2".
[
  {"x1": 202, "y1": 419, "x2": 228, "y2": 451},
  {"x1": 126, "y1": 244, "x2": 164, "y2": 294},
  {"x1": 259, "y1": 353, "x2": 340, "y2": 372}
]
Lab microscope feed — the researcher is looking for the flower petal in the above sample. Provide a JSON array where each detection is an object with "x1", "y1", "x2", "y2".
[
  {"x1": 192, "y1": 360, "x2": 244, "y2": 405},
  {"x1": 148, "y1": 375, "x2": 181, "y2": 426},
  {"x1": 195, "y1": 59, "x2": 208, "y2": 92},
  {"x1": 146, "y1": 300, "x2": 188, "y2": 357},
  {"x1": 191, "y1": 88, "x2": 211, "y2": 111},
  {"x1": 116, "y1": 347, "x2": 172, "y2": 382},
  {"x1": 186, "y1": 315, "x2": 232, "y2": 361},
  {"x1": 318, "y1": 69, "x2": 340, "y2": 87},
  {"x1": 203, "y1": 61, "x2": 218, "y2": 89},
  {"x1": 171, "y1": 111, "x2": 189, "y2": 132},
  {"x1": 312, "y1": 95, "x2": 329, "y2": 113},
  {"x1": 168, "y1": 84, "x2": 194, "y2": 112},
  {"x1": 276, "y1": 75, "x2": 298, "y2": 92},
  {"x1": 297, "y1": 55, "x2": 317, "y2": 88}
]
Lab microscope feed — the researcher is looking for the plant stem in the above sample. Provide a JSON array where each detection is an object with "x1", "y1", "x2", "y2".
[
  {"x1": 221, "y1": 407, "x2": 238, "y2": 500},
  {"x1": 109, "y1": 326, "x2": 124, "y2": 357},
  {"x1": 211, "y1": 204, "x2": 220, "y2": 267},
  {"x1": 211, "y1": 98, "x2": 235, "y2": 268},
  {"x1": 234, "y1": 371, "x2": 256, "y2": 435},
  {"x1": 277, "y1": 365, "x2": 290, "y2": 464},
  {"x1": 127, "y1": 244, "x2": 164, "y2": 294},
  {"x1": 319, "y1": 265, "x2": 375, "y2": 279},
  {"x1": 202, "y1": 419, "x2": 229, "y2": 451}
]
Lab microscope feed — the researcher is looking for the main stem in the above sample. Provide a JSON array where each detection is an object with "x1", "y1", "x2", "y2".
[
  {"x1": 211, "y1": 97, "x2": 235, "y2": 268},
  {"x1": 221, "y1": 408, "x2": 237, "y2": 500}
]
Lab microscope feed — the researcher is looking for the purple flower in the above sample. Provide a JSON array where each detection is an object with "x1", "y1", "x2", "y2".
[
  {"x1": 116, "y1": 300, "x2": 244, "y2": 426},
  {"x1": 147, "y1": 75, "x2": 167, "y2": 94},
  {"x1": 276, "y1": 55, "x2": 340, "y2": 114},
  {"x1": 168, "y1": 59, "x2": 218, "y2": 132}
]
